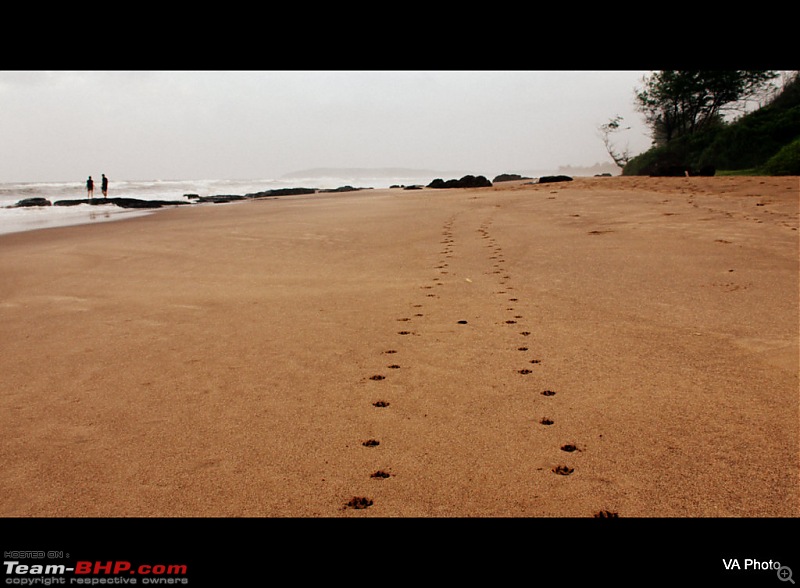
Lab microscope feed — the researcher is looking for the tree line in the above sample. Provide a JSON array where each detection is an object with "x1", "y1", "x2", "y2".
[{"x1": 601, "y1": 71, "x2": 799, "y2": 175}]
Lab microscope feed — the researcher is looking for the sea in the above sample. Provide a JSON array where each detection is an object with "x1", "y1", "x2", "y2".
[{"x1": 0, "y1": 172, "x2": 445, "y2": 237}]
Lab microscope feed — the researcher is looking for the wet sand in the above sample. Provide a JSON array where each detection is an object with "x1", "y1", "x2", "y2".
[{"x1": 1, "y1": 176, "x2": 797, "y2": 517}]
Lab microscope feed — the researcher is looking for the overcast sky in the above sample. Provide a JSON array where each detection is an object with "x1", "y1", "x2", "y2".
[{"x1": 0, "y1": 70, "x2": 654, "y2": 183}]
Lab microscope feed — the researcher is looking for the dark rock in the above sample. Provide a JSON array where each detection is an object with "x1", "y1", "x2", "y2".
[
  {"x1": 54, "y1": 198, "x2": 190, "y2": 209},
  {"x1": 318, "y1": 186, "x2": 371, "y2": 193},
  {"x1": 195, "y1": 195, "x2": 247, "y2": 204},
  {"x1": 403, "y1": 185, "x2": 423, "y2": 190},
  {"x1": 697, "y1": 165, "x2": 716, "y2": 177},
  {"x1": 183, "y1": 187, "x2": 320, "y2": 203},
  {"x1": 427, "y1": 175, "x2": 492, "y2": 189},
  {"x1": 538, "y1": 175, "x2": 573, "y2": 183},
  {"x1": 10, "y1": 197, "x2": 51, "y2": 207},
  {"x1": 245, "y1": 187, "x2": 317, "y2": 198},
  {"x1": 493, "y1": 173, "x2": 531, "y2": 183}
]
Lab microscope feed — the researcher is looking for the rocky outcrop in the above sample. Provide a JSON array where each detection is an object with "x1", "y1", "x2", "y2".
[
  {"x1": 492, "y1": 173, "x2": 532, "y2": 183},
  {"x1": 318, "y1": 186, "x2": 372, "y2": 193},
  {"x1": 9, "y1": 197, "x2": 52, "y2": 207},
  {"x1": 537, "y1": 175, "x2": 573, "y2": 184},
  {"x1": 53, "y1": 198, "x2": 191, "y2": 209},
  {"x1": 245, "y1": 188, "x2": 317, "y2": 198},
  {"x1": 427, "y1": 175, "x2": 492, "y2": 189},
  {"x1": 51, "y1": 187, "x2": 322, "y2": 208},
  {"x1": 194, "y1": 195, "x2": 247, "y2": 204}
]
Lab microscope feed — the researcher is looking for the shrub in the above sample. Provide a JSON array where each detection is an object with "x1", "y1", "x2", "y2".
[{"x1": 761, "y1": 138, "x2": 800, "y2": 175}]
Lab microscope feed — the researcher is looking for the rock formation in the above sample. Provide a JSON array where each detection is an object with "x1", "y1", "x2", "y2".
[{"x1": 427, "y1": 175, "x2": 492, "y2": 189}]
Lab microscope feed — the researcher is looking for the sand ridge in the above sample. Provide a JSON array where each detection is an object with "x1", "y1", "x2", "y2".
[{"x1": 0, "y1": 176, "x2": 797, "y2": 517}]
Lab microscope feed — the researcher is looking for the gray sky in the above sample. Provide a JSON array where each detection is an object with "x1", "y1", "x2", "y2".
[{"x1": 0, "y1": 70, "x2": 654, "y2": 183}]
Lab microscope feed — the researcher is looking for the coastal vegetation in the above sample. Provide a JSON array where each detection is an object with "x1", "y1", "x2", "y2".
[{"x1": 617, "y1": 71, "x2": 800, "y2": 176}]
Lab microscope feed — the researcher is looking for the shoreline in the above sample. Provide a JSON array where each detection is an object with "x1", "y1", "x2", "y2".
[
  {"x1": 0, "y1": 185, "x2": 360, "y2": 237},
  {"x1": 1, "y1": 176, "x2": 797, "y2": 517}
]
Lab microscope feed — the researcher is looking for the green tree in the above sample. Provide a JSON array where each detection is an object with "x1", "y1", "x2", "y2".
[{"x1": 635, "y1": 71, "x2": 778, "y2": 146}]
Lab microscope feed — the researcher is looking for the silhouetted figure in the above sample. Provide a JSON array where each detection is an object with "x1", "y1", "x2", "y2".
[
  {"x1": 101, "y1": 174, "x2": 108, "y2": 198},
  {"x1": 86, "y1": 176, "x2": 94, "y2": 199}
]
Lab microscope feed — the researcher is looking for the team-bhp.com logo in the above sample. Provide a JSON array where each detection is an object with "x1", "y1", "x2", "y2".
[{"x1": 4, "y1": 559, "x2": 189, "y2": 584}]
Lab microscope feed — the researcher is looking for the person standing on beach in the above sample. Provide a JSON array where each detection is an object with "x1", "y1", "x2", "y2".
[
  {"x1": 86, "y1": 176, "x2": 94, "y2": 199},
  {"x1": 101, "y1": 174, "x2": 108, "y2": 198}
]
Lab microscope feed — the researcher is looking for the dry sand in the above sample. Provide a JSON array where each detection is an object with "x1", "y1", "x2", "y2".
[{"x1": 1, "y1": 176, "x2": 797, "y2": 518}]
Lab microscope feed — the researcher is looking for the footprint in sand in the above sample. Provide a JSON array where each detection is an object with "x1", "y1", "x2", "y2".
[
  {"x1": 552, "y1": 465, "x2": 574, "y2": 475},
  {"x1": 362, "y1": 439, "x2": 380, "y2": 447},
  {"x1": 373, "y1": 400, "x2": 390, "y2": 408},
  {"x1": 344, "y1": 497, "x2": 373, "y2": 509}
]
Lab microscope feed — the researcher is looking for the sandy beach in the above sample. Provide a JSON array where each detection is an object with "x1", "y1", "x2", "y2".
[{"x1": 1, "y1": 175, "x2": 797, "y2": 518}]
